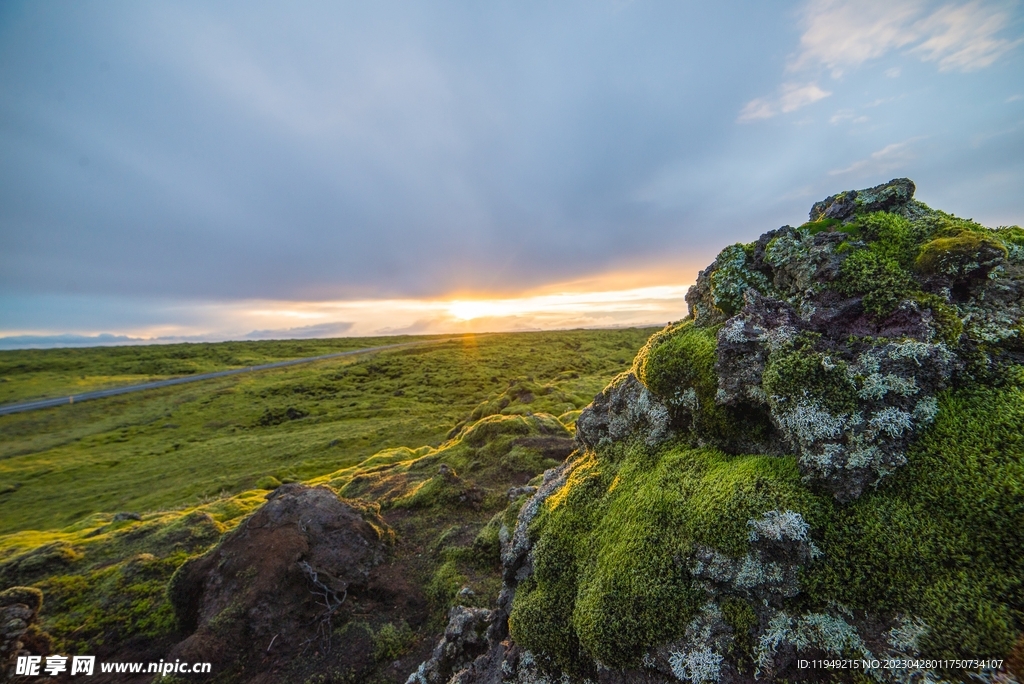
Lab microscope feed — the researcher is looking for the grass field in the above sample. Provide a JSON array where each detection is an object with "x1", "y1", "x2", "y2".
[
  {"x1": 0, "y1": 335, "x2": 439, "y2": 405},
  {"x1": 0, "y1": 329, "x2": 655, "y2": 536},
  {"x1": 0, "y1": 328, "x2": 659, "y2": 682}
]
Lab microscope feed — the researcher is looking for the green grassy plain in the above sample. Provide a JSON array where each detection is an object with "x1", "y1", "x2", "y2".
[
  {"x1": 0, "y1": 328, "x2": 656, "y2": 681},
  {"x1": 0, "y1": 329, "x2": 653, "y2": 536},
  {"x1": 0, "y1": 335, "x2": 436, "y2": 405}
]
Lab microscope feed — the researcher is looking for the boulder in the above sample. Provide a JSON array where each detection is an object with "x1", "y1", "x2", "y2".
[{"x1": 167, "y1": 484, "x2": 391, "y2": 670}]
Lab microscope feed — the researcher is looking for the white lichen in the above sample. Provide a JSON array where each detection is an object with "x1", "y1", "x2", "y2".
[
  {"x1": 777, "y1": 401, "x2": 847, "y2": 442},
  {"x1": 790, "y1": 613, "x2": 868, "y2": 654},
  {"x1": 869, "y1": 408, "x2": 914, "y2": 438},
  {"x1": 887, "y1": 615, "x2": 928, "y2": 654},
  {"x1": 803, "y1": 442, "x2": 844, "y2": 472},
  {"x1": 859, "y1": 373, "x2": 919, "y2": 400},
  {"x1": 755, "y1": 611, "x2": 792, "y2": 676},
  {"x1": 734, "y1": 554, "x2": 784, "y2": 589},
  {"x1": 755, "y1": 610, "x2": 873, "y2": 679},
  {"x1": 852, "y1": 352, "x2": 881, "y2": 376},
  {"x1": 748, "y1": 510, "x2": 810, "y2": 543},
  {"x1": 668, "y1": 648, "x2": 724, "y2": 683},
  {"x1": 678, "y1": 387, "x2": 699, "y2": 412},
  {"x1": 764, "y1": 326, "x2": 798, "y2": 352},
  {"x1": 721, "y1": 316, "x2": 752, "y2": 343},
  {"x1": 845, "y1": 443, "x2": 879, "y2": 469},
  {"x1": 912, "y1": 396, "x2": 939, "y2": 425}
]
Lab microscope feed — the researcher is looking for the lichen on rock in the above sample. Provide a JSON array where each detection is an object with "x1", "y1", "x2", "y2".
[{"x1": 411, "y1": 180, "x2": 1024, "y2": 684}]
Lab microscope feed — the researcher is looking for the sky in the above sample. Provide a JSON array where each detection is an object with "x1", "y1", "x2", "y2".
[{"x1": 1, "y1": 0, "x2": 1022, "y2": 347}]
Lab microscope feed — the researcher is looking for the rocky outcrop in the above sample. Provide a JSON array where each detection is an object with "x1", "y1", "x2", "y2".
[
  {"x1": 413, "y1": 179, "x2": 1024, "y2": 684},
  {"x1": 405, "y1": 607, "x2": 494, "y2": 684},
  {"x1": 168, "y1": 484, "x2": 391, "y2": 671},
  {"x1": 575, "y1": 372, "x2": 672, "y2": 451},
  {"x1": 0, "y1": 588, "x2": 50, "y2": 683},
  {"x1": 678, "y1": 177, "x2": 1015, "y2": 500}
]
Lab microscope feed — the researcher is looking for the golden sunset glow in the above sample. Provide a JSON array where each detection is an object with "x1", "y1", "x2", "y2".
[{"x1": 8, "y1": 283, "x2": 693, "y2": 343}]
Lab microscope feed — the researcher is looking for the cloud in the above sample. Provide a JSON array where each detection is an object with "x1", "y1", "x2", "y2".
[
  {"x1": 1008, "y1": 94, "x2": 1024, "y2": 101},
  {"x1": 243, "y1": 321, "x2": 355, "y2": 340},
  {"x1": 792, "y1": 0, "x2": 923, "y2": 75},
  {"x1": 738, "y1": 82, "x2": 832, "y2": 122},
  {"x1": 0, "y1": 285, "x2": 693, "y2": 348},
  {"x1": 791, "y1": 0, "x2": 1021, "y2": 74},
  {"x1": 911, "y1": 1, "x2": 1024, "y2": 70},
  {"x1": 829, "y1": 109, "x2": 870, "y2": 124},
  {"x1": 829, "y1": 138, "x2": 923, "y2": 176},
  {"x1": 0, "y1": 333, "x2": 146, "y2": 350}
]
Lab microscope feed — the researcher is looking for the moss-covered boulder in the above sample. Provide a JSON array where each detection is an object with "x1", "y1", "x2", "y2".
[{"x1": 439, "y1": 180, "x2": 1024, "y2": 684}]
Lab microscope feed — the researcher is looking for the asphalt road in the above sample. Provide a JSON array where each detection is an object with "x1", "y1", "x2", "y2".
[{"x1": 0, "y1": 338, "x2": 453, "y2": 417}]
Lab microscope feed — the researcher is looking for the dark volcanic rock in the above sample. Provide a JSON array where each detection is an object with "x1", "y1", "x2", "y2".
[
  {"x1": 405, "y1": 606, "x2": 493, "y2": 684},
  {"x1": 808, "y1": 177, "x2": 916, "y2": 222},
  {"x1": 574, "y1": 372, "x2": 672, "y2": 451},
  {"x1": 1, "y1": 587, "x2": 51, "y2": 682},
  {"x1": 167, "y1": 484, "x2": 390, "y2": 672}
]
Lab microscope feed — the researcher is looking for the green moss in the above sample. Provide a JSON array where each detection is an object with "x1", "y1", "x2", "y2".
[
  {"x1": 857, "y1": 211, "x2": 926, "y2": 265},
  {"x1": 0, "y1": 541, "x2": 84, "y2": 586},
  {"x1": 915, "y1": 232, "x2": 1008, "y2": 278},
  {"x1": 256, "y1": 475, "x2": 282, "y2": 490},
  {"x1": 460, "y1": 414, "x2": 536, "y2": 446},
  {"x1": 707, "y1": 244, "x2": 772, "y2": 317},
  {"x1": 509, "y1": 444, "x2": 816, "y2": 674},
  {"x1": 0, "y1": 586, "x2": 43, "y2": 611},
  {"x1": 635, "y1": 321, "x2": 776, "y2": 449},
  {"x1": 994, "y1": 226, "x2": 1024, "y2": 262},
  {"x1": 762, "y1": 338, "x2": 858, "y2": 414},
  {"x1": 830, "y1": 212, "x2": 937, "y2": 318},
  {"x1": 466, "y1": 379, "x2": 589, "y2": 424},
  {"x1": 837, "y1": 248, "x2": 915, "y2": 318},
  {"x1": 466, "y1": 512, "x2": 502, "y2": 570},
  {"x1": 634, "y1": 321, "x2": 732, "y2": 442},
  {"x1": 635, "y1": 321, "x2": 718, "y2": 406},
  {"x1": 799, "y1": 217, "x2": 842, "y2": 234},
  {"x1": 911, "y1": 293, "x2": 964, "y2": 346},
  {"x1": 805, "y1": 371, "x2": 1024, "y2": 659},
  {"x1": 372, "y1": 621, "x2": 415, "y2": 662},
  {"x1": 720, "y1": 596, "x2": 757, "y2": 672},
  {"x1": 426, "y1": 559, "x2": 467, "y2": 610},
  {"x1": 389, "y1": 469, "x2": 476, "y2": 511},
  {"x1": 40, "y1": 551, "x2": 185, "y2": 652}
]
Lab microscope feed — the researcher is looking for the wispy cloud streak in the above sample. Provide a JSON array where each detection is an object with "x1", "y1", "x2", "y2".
[{"x1": 792, "y1": 0, "x2": 1021, "y2": 74}]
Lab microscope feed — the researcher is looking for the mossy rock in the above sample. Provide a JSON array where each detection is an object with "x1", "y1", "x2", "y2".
[
  {"x1": 511, "y1": 371, "x2": 1024, "y2": 675},
  {"x1": 915, "y1": 231, "x2": 1008, "y2": 280},
  {"x1": 805, "y1": 372, "x2": 1024, "y2": 658},
  {"x1": 508, "y1": 444, "x2": 816, "y2": 674},
  {"x1": 0, "y1": 586, "x2": 43, "y2": 613},
  {"x1": 461, "y1": 414, "x2": 539, "y2": 447},
  {"x1": 762, "y1": 338, "x2": 857, "y2": 414},
  {"x1": 0, "y1": 541, "x2": 84, "y2": 586},
  {"x1": 708, "y1": 244, "x2": 772, "y2": 317},
  {"x1": 634, "y1": 321, "x2": 718, "y2": 408},
  {"x1": 390, "y1": 466, "x2": 483, "y2": 511},
  {"x1": 832, "y1": 212, "x2": 927, "y2": 317}
]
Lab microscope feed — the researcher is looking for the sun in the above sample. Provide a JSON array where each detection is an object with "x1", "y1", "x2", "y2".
[{"x1": 448, "y1": 300, "x2": 500, "y2": 321}]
